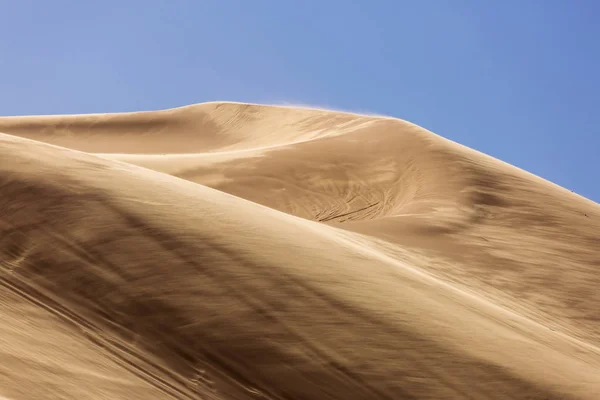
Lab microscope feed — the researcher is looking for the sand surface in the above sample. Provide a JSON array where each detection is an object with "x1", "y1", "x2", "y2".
[{"x1": 1, "y1": 102, "x2": 599, "y2": 399}]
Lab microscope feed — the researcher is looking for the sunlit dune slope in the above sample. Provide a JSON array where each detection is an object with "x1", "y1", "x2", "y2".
[
  {"x1": 2, "y1": 133, "x2": 600, "y2": 399},
  {"x1": 0, "y1": 102, "x2": 369, "y2": 154},
  {"x1": 1, "y1": 102, "x2": 600, "y2": 399}
]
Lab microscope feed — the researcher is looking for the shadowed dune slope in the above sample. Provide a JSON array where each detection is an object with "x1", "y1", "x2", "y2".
[{"x1": 1, "y1": 102, "x2": 600, "y2": 399}]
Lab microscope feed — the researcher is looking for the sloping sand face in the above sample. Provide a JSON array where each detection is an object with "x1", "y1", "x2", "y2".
[{"x1": 1, "y1": 102, "x2": 599, "y2": 399}]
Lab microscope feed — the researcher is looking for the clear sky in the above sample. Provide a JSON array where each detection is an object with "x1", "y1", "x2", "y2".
[{"x1": 1, "y1": 1, "x2": 598, "y2": 202}]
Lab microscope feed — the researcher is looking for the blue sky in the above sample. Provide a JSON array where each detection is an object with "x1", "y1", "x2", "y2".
[{"x1": 1, "y1": 1, "x2": 598, "y2": 202}]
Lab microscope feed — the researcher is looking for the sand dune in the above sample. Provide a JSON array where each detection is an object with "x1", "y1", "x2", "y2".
[{"x1": 1, "y1": 102, "x2": 600, "y2": 399}]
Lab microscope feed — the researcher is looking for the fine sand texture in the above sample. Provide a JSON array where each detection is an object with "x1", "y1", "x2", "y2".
[{"x1": 1, "y1": 102, "x2": 599, "y2": 399}]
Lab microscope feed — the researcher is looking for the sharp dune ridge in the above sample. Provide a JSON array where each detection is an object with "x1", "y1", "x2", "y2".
[{"x1": 0, "y1": 102, "x2": 599, "y2": 400}]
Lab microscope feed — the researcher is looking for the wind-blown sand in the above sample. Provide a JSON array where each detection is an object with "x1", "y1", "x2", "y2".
[{"x1": 1, "y1": 102, "x2": 599, "y2": 399}]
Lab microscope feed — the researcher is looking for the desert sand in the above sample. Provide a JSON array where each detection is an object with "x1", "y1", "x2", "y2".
[{"x1": 0, "y1": 101, "x2": 599, "y2": 399}]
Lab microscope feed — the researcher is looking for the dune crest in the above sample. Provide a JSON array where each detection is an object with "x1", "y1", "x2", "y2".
[{"x1": 1, "y1": 102, "x2": 600, "y2": 399}]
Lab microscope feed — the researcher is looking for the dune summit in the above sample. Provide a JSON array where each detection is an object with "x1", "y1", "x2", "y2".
[{"x1": 0, "y1": 102, "x2": 599, "y2": 400}]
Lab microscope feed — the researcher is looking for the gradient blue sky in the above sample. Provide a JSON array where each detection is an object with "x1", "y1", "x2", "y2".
[{"x1": 1, "y1": 1, "x2": 598, "y2": 202}]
